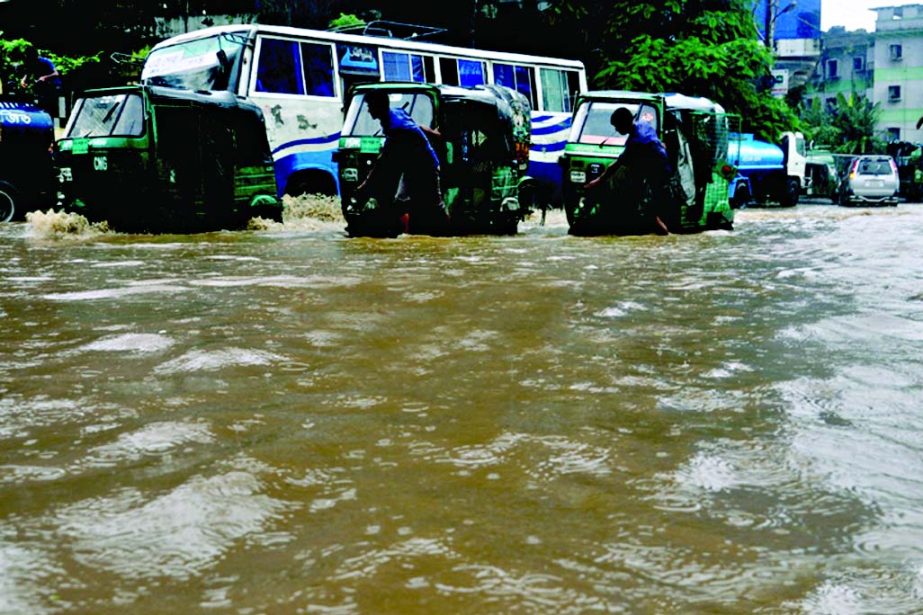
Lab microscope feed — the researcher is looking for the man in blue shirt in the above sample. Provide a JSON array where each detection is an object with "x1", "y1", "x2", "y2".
[
  {"x1": 20, "y1": 47, "x2": 61, "y2": 116},
  {"x1": 356, "y1": 91, "x2": 448, "y2": 234},
  {"x1": 584, "y1": 107, "x2": 673, "y2": 234}
]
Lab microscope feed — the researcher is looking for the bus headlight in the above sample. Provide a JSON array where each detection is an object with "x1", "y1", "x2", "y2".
[{"x1": 569, "y1": 170, "x2": 587, "y2": 184}]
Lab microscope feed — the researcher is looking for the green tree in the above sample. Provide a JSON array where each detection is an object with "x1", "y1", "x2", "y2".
[
  {"x1": 830, "y1": 92, "x2": 883, "y2": 154},
  {"x1": 328, "y1": 13, "x2": 365, "y2": 31},
  {"x1": 798, "y1": 98, "x2": 841, "y2": 148},
  {"x1": 798, "y1": 93, "x2": 883, "y2": 154},
  {"x1": 588, "y1": 0, "x2": 797, "y2": 140}
]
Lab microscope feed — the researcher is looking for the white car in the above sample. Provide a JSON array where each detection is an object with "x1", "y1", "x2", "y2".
[{"x1": 838, "y1": 155, "x2": 900, "y2": 206}]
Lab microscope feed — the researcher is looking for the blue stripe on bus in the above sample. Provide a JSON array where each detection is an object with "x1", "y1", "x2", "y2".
[
  {"x1": 531, "y1": 141, "x2": 566, "y2": 153},
  {"x1": 271, "y1": 133, "x2": 341, "y2": 156},
  {"x1": 531, "y1": 114, "x2": 556, "y2": 123},
  {"x1": 531, "y1": 121, "x2": 572, "y2": 137}
]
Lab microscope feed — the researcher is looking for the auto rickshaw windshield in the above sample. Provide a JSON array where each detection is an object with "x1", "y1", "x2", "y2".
[
  {"x1": 570, "y1": 101, "x2": 659, "y2": 146},
  {"x1": 344, "y1": 92, "x2": 435, "y2": 137},
  {"x1": 67, "y1": 94, "x2": 145, "y2": 138}
]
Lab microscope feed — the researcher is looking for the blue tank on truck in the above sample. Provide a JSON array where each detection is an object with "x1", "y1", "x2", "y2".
[
  {"x1": 0, "y1": 98, "x2": 57, "y2": 221},
  {"x1": 728, "y1": 132, "x2": 806, "y2": 208}
]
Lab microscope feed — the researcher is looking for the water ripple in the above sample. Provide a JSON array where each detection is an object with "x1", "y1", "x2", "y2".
[{"x1": 57, "y1": 469, "x2": 290, "y2": 580}]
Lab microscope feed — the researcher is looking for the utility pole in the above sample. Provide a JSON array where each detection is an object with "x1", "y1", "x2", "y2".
[{"x1": 766, "y1": 0, "x2": 778, "y2": 52}]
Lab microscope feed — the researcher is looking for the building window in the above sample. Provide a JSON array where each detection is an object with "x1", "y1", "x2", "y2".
[
  {"x1": 887, "y1": 127, "x2": 901, "y2": 141},
  {"x1": 888, "y1": 85, "x2": 902, "y2": 101},
  {"x1": 893, "y1": 7, "x2": 904, "y2": 20},
  {"x1": 890, "y1": 44, "x2": 903, "y2": 61},
  {"x1": 853, "y1": 56, "x2": 864, "y2": 71},
  {"x1": 826, "y1": 59, "x2": 838, "y2": 78}
]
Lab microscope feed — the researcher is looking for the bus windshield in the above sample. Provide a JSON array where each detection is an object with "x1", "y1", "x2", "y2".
[
  {"x1": 570, "y1": 101, "x2": 659, "y2": 146},
  {"x1": 344, "y1": 92, "x2": 435, "y2": 137},
  {"x1": 67, "y1": 94, "x2": 145, "y2": 138},
  {"x1": 142, "y1": 32, "x2": 246, "y2": 91}
]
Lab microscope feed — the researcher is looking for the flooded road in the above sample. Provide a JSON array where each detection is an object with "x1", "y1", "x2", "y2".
[{"x1": 2, "y1": 204, "x2": 923, "y2": 613}]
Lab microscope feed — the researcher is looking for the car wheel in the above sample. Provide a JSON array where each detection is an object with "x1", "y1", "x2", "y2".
[{"x1": 0, "y1": 181, "x2": 18, "y2": 222}]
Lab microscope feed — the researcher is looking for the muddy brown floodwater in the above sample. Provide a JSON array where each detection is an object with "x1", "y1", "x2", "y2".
[{"x1": 2, "y1": 203, "x2": 923, "y2": 613}]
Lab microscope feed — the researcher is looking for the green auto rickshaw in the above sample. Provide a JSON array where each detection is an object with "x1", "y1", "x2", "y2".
[
  {"x1": 335, "y1": 82, "x2": 532, "y2": 237},
  {"x1": 56, "y1": 85, "x2": 281, "y2": 233},
  {"x1": 559, "y1": 91, "x2": 736, "y2": 235}
]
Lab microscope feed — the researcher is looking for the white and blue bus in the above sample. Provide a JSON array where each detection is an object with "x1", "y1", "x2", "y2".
[{"x1": 141, "y1": 24, "x2": 586, "y2": 204}]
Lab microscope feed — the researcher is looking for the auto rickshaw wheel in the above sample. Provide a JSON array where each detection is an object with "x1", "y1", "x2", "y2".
[{"x1": 0, "y1": 182, "x2": 19, "y2": 222}]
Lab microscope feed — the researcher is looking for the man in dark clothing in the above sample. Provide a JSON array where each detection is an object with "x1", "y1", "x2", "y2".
[
  {"x1": 584, "y1": 107, "x2": 673, "y2": 234},
  {"x1": 20, "y1": 47, "x2": 61, "y2": 116},
  {"x1": 356, "y1": 91, "x2": 448, "y2": 234}
]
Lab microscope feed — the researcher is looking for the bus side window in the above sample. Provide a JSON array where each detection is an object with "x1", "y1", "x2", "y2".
[
  {"x1": 540, "y1": 68, "x2": 579, "y2": 113},
  {"x1": 301, "y1": 42, "x2": 335, "y2": 97},
  {"x1": 458, "y1": 60, "x2": 486, "y2": 87},
  {"x1": 383, "y1": 51, "x2": 411, "y2": 81},
  {"x1": 256, "y1": 38, "x2": 304, "y2": 95},
  {"x1": 493, "y1": 63, "x2": 536, "y2": 109},
  {"x1": 440, "y1": 58, "x2": 459, "y2": 86}
]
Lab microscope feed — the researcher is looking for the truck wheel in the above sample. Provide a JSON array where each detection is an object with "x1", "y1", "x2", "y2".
[
  {"x1": 0, "y1": 182, "x2": 18, "y2": 222},
  {"x1": 779, "y1": 178, "x2": 800, "y2": 207}
]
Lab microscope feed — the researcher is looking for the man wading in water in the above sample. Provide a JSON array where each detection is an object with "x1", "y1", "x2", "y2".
[
  {"x1": 356, "y1": 91, "x2": 449, "y2": 234},
  {"x1": 584, "y1": 106, "x2": 673, "y2": 234}
]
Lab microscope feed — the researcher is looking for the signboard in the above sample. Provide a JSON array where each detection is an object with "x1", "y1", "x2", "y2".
[
  {"x1": 338, "y1": 44, "x2": 379, "y2": 76},
  {"x1": 771, "y1": 69, "x2": 789, "y2": 97}
]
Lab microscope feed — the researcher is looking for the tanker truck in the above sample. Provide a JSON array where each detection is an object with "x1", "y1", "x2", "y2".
[
  {"x1": 0, "y1": 98, "x2": 56, "y2": 221},
  {"x1": 728, "y1": 132, "x2": 806, "y2": 207}
]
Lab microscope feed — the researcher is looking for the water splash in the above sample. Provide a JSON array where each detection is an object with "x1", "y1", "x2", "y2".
[
  {"x1": 249, "y1": 194, "x2": 345, "y2": 233},
  {"x1": 25, "y1": 209, "x2": 111, "y2": 239}
]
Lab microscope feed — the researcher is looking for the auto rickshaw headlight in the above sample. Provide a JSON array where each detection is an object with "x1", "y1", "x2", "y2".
[
  {"x1": 570, "y1": 170, "x2": 587, "y2": 184},
  {"x1": 342, "y1": 168, "x2": 358, "y2": 182},
  {"x1": 58, "y1": 167, "x2": 73, "y2": 183}
]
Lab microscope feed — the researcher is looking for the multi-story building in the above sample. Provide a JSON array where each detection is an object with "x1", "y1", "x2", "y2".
[
  {"x1": 809, "y1": 27, "x2": 873, "y2": 107},
  {"x1": 809, "y1": 5, "x2": 923, "y2": 143},
  {"x1": 871, "y1": 4, "x2": 923, "y2": 142}
]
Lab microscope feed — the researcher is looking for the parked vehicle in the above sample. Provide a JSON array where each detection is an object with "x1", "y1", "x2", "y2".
[
  {"x1": 804, "y1": 149, "x2": 840, "y2": 201},
  {"x1": 336, "y1": 82, "x2": 532, "y2": 237},
  {"x1": 837, "y1": 155, "x2": 899, "y2": 206},
  {"x1": 727, "y1": 132, "x2": 806, "y2": 208},
  {"x1": 558, "y1": 90, "x2": 735, "y2": 235},
  {"x1": 56, "y1": 85, "x2": 281, "y2": 232},
  {"x1": 0, "y1": 98, "x2": 56, "y2": 221},
  {"x1": 886, "y1": 141, "x2": 923, "y2": 202}
]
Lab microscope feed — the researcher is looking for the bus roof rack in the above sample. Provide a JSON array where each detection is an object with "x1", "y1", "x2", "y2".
[{"x1": 328, "y1": 20, "x2": 447, "y2": 41}]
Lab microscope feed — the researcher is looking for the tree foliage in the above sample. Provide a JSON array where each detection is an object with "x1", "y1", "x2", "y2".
[
  {"x1": 799, "y1": 93, "x2": 884, "y2": 154},
  {"x1": 587, "y1": 0, "x2": 797, "y2": 140}
]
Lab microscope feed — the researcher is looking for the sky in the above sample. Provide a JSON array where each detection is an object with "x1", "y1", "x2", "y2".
[{"x1": 821, "y1": 0, "x2": 919, "y2": 32}]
